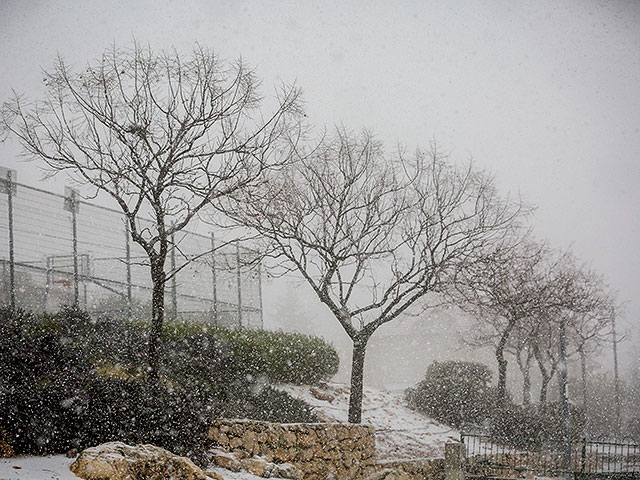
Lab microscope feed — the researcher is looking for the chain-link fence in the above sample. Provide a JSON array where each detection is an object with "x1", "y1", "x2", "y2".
[{"x1": 0, "y1": 167, "x2": 262, "y2": 328}]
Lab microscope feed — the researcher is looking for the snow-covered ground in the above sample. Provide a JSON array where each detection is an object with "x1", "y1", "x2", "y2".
[
  {"x1": 0, "y1": 456, "x2": 270, "y2": 480},
  {"x1": 0, "y1": 455, "x2": 76, "y2": 480},
  {"x1": 281, "y1": 382, "x2": 459, "y2": 461},
  {"x1": 0, "y1": 383, "x2": 455, "y2": 479}
]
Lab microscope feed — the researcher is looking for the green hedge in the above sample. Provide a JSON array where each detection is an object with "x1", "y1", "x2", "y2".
[
  {"x1": 0, "y1": 307, "x2": 318, "y2": 460},
  {"x1": 164, "y1": 321, "x2": 339, "y2": 385}
]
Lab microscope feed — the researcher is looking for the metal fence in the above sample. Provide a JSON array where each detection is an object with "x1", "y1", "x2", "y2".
[
  {"x1": 462, "y1": 433, "x2": 640, "y2": 478},
  {"x1": 0, "y1": 167, "x2": 262, "y2": 328}
]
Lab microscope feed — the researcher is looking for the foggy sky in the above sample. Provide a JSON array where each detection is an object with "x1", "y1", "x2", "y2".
[{"x1": 1, "y1": 0, "x2": 639, "y2": 363}]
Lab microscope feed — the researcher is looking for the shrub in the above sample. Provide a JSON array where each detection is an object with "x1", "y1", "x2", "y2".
[
  {"x1": 490, "y1": 402, "x2": 585, "y2": 449},
  {"x1": 406, "y1": 360, "x2": 497, "y2": 428},
  {"x1": 0, "y1": 308, "x2": 319, "y2": 459},
  {"x1": 165, "y1": 321, "x2": 340, "y2": 385},
  {"x1": 235, "y1": 385, "x2": 317, "y2": 423}
]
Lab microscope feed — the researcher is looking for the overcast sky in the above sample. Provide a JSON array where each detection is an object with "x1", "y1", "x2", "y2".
[{"x1": 1, "y1": 0, "x2": 639, "y2": 359}]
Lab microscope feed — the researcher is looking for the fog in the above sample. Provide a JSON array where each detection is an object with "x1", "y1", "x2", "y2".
[{"x1": 1, "y1": 0, "x2": 638, "y2": 389}]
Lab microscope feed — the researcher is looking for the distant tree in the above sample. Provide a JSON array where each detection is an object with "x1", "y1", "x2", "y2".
[
  {"x1": 459, "y1": 240, "x2": 553, "y2": 403},
  {"x1": 226, "y1": 128, "x2": 525, "y2": 422},
  {"x1": 563, "y1": 271, "x2": 616, "y2": 411},
  {"x1": 1, "y1": 42, "x2": 303, "y2": 379}
]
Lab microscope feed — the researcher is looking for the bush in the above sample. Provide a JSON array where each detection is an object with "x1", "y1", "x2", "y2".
[
  {"x1": 406, "y1": 360, "x2": 497, "y2": 428},
  {"x1": 165, "y1": 322, "x2": 339, "y2": 385},
  {"x1": 490, "y1": 402, "x2": 585, "y2": 449},
  {"x1": 0, "y1": 307, "x2": 318, "y2": 460},
  {"x1": 231, "y1": 385, "x2": 318, "y2": 423}
]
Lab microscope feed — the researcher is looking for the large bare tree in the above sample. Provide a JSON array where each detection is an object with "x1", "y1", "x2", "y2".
[
  {"x1": 1, "y1": 42, "x2": 303, "y2": 379},
  {"x1": 226, "y1": 128, "x2": 525, "y2": 423}
]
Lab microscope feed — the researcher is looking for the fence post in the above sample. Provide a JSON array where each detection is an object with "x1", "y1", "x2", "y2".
[
  {"x1": 4, "y1": 170, "x2": 16, "y2": 309},
  {"x1": 257, "y1": 260, "x2": 263, "y2": 329},
  {"x1": 43, "y1": 256, "x2": 52, "y2": 311},
  {"x1": 558, "y1": 317, "x2": 572, "y2": 476},
  {"x1": 210, "y1": 233, "x2": 218, "y2": 324},
  {"x1": 64, "y1": 187, "x2": 80, "y2": 307},
  {"x1": 236, "y1": 242, "x2": 242, "y2": 327},
  {"x1": 125, "y1": 222, "x2": 132, "y2": 318},
  {"x1": 445, "y1": 442, "x2": 465, "y2": 480},
  {"x1": 170, "y1": 233, "x2": 177, "y2": 321}
]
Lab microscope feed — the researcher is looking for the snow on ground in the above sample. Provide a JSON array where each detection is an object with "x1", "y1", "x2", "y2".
[
  {"x1": 0, "y1": 456, "x2": 272, "y2": 480},
  {"x1": 0, "y1": 455, "x2": 76, "y2": 480},
  {"x1": 281, "y1": 382, "x2": 459, "y2": 461}
]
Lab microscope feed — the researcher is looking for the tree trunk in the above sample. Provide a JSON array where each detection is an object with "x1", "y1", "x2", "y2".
[
  {"x1": 149, "y1": 256, "x2": 167, "y2": 383},
  {"x1": 580, "y1": 347, "x2": 588, "y2": 436},
  {"x1": 496, "y1": 349, "x2": 508, "y2": 403},
  {"x1": 348, "y1": 335, "x2": 369, "y2": 424},
  {"x1": 495, "y1": 320, "x2": 516, "y2": 403},
  {"x1": 516, "y1": 348, "x2": 533, "y2": 405},
  {"x1": 539, "y1": 370, "x2": 550, "y2": 403},
  {"x1": 522, "y1": 357, "x2": 532, "y2": 405}
]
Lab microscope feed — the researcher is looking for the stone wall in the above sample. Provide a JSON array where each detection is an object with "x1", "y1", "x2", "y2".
[{"x1": 208, "y1": 419, "x2": 376, "y2": 480}]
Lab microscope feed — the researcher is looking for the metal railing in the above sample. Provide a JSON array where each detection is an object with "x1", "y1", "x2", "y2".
[{"x1": 461, "y1": 433, "x2": 640, "y2": 477}]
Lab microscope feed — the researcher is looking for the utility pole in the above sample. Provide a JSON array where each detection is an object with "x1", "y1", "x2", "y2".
[
  {"x1": 612, "y1": 315, "x2": 621, "y2": 439},
  {"x1": 558, "y1": 317, "x2": 572, "y2": 476}
]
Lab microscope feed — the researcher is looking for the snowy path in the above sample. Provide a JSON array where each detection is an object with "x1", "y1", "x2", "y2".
[{"x1": 281, "y1": 383, "x2": 459, "y2": 460}]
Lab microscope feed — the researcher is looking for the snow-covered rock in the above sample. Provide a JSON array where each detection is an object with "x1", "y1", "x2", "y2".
[{"x1": 70, "y1": 442, "x2": 215, "y2": 480}]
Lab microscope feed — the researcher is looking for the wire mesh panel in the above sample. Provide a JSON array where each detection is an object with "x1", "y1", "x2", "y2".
[{"x1": 0, "y1": 174, "x2": 263, "y2": 328}]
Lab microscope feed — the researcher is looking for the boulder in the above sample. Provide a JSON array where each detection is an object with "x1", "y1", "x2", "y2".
[{"x1": 70, "y1": 442, "x2": 214, "y2": 480}]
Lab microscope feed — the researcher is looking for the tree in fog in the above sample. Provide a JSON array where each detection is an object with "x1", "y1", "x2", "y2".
[
  {"x1": 563, "y1": 268, "x2": 616, "y2": 410},
  {"x1": 506, "y1": 315, "x2": 538, "y2": 404},
  {"x1": 227, "y1": 128, "x2": 525, "y2": 423},
  {"x1": 460, "y1": 240, "x2": 553, "y2": 403},
  {"x1": 1, "y1": 42, "x2": 303, "y2": 379}
]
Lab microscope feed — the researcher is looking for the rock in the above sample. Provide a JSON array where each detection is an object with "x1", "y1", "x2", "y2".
[
  {"x1": 66, "y1": 448, "x2": 79, "y2": 458},
  {"x1": 240, "y1": 457, "x2": 269, "y2": 477},
  {"x1": 205, "y1": 472, "x2": 225, "y2": 480},
  {"x1": 309, "y1": 387, "x2": 335, "y2": 403},
  {"x1": 70, "y1": 442, "x2": 213, "y2": 480},
  {"x1": 209, "y1": 448, "x2": 243, "y2": 472}
]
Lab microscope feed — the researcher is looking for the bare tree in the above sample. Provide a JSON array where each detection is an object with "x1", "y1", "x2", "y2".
[
  {"x1": 565, "y1": 275, "x2": 616, "y2": 411},
  {"x1": 460, "y1": 240, "x2": 553, "y2": 403},
  {"x1": 226, "y1": 128, "x2": 525, "y2": 423},
  {"x1": 1, "y1": 42, "x2": 303, "y2": 379}
]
